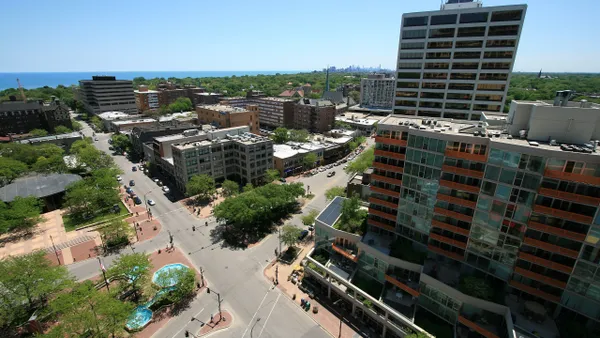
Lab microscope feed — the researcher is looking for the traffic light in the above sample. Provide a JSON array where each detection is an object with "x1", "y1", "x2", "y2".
[
  {"x1": 185, "y1": 330, "x2": 189, "y2": 337},
  {"x1": 207, "y1": 288, "x2": 210, "y2": 294}
]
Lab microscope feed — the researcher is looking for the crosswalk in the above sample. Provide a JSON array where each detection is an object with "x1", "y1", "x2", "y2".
[{"x1": 44, "y1": 235, "x2": 96, "y2": 252}]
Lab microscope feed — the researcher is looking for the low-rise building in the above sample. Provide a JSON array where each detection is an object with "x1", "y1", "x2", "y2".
[
  {"x1": 17, "y1": 131, "x2": 84, "y2": 151},
  {"x1": 293, "y1": 99, "x2": 336, "y2": 133},
  {"x1": 134, "y1": 85, "x2": 160, "y2": 112},
  {"x1": 192, "y1": 93, "x2": 224, "y2": 106},
  {"x1": 156, "y1": 83, "x2": 205, "y2": 107},
  {"x1": 110, "y1": 118, "x2": 157, "y2": 133},
  {"x1": 0, "y1": 96, "x2": 72, "y2": 136},
  {"x1": 130, "y1": 124, "x2": 198, "y2": 159},
  {"x1": 196, "y1": 104, "x2": 259, "y2": 134},
  {"x1": 273, "y1": 143, "x2": 324, "y2": 177},
  {"x1": 346, "y1": 169, "x2": 372, "y2": 202},
  {"x1": 335, "y1": 115, "x2": 379, "y2": 136},
  {"x1": 97, "y1": 111, "x2": 144, "y2": 131},
  {"x1": 220, "y1": 96, "x2": 294, "y2": 129}
]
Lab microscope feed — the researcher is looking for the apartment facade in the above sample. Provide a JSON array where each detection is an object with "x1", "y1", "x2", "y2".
[
  {"x1": 305, "y1": 97, "x2": 600, "y2": 338},
  {"x1": 395, "y1": 1, "x2": 526, "y2": 120},
  {"x1": 220, "y1": 95, "x2": 295, "y2": 128},
  {"x1": 78, "y1": 76, "x2": 138, "y2": 115},
  {"x1": 134, "y1": 85, "x2": 160, "y2": 111},
  {"x1": 157, "y1": 83, "x2": 205, "y2": 107},
  {"x1": 360, "y1": 74, "x2": 395, "y2": 109},
  {"x1": 293, "y1": 99, "x2": 336, "y2": 133},
  {"x1": 196, "y1": 104, "x2": 259, "y2": 134}
]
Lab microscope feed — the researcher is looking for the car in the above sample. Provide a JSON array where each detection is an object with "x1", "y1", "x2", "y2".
[
  {"x1": 116, "y1": 175, "x2": 122, "y2": 182},
  {"x1": 308, "y1": 225, "x2": 314, "y2": 232},
  {"x1": 133, "y1": 196, "x2": 142, "y2": 205},
  {"x1": 147, "y1": 199, "x2": 156, "y2": 206},
  {"x1": 125, "y1": 187, "x2": 133, "y2": 194},
  {"x1": 162, "y1": 186, "x2": 170, "y2": 193},
  {"x1": 129, "y1": 190, "x2": 135, "y2": 197},
  {"x1": 279, "y1": 177, "x2": 286, "y2": 183},
  {"x1": 327, "y1": 171, "x2": 336, "y2": 177},
  {"x1": 298, "y1": 230, "x2": 309, "y2": 241},
  {"x1": 129, "y1": 180, "x2": 135, "y2": 186},
  {"x1": 94, "y1": 137, "x2": 98, "y2": 141},
  {"x1": 343, "y1": 165, "x2": 348, "y2": 169},
  {"x1": 108, "y1": 139, "x2": 113, "y2": 144},
  {"x1": 153, "y1": 178, "x2": 159, "y2": 184},
  {"x1": 157, "y1": 180, "x2": 163, "y2": 187},
  {"x1": 132, "y1": 166, "x2": 137, "y2": 172}
]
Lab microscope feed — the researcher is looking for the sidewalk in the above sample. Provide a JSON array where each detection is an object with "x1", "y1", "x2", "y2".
[
  {"x1": 264, "y1": 240, "x2": 361, "y2": 338},
  {"x1": 179, "y1": 195, "x2": 225, "y2": 219}
]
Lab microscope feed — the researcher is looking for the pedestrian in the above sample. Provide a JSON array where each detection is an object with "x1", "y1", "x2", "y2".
[
  {"x1": 210, "y1": 314, "x2": 213, "y2": 323},
  {"x1": 136, "y1": 211, "x2": 139, "y2": 216}
]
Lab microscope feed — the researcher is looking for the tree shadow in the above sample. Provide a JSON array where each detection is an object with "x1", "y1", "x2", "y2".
[
  {"x1": 0, "y1": 230, "x2": 36, "y2": 247},
  {"x1": 209, "y1": 223, "x2": 275, "y2": 251}
]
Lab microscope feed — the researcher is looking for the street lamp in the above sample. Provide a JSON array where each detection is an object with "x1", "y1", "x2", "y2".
[
  {"x1": 332, "y1": 299, "x2": 343, "y2": 338},
  {"x1": 206, "y1": 288, "x2": 223, "y2": 321}
]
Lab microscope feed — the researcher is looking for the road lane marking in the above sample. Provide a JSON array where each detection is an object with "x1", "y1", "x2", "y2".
[
  {"x1": 257, "y1": 292, "x2": 281, "y2": 338},
  {"x1": 240, "y1": 289, "x2": 271, "y2": 338}
]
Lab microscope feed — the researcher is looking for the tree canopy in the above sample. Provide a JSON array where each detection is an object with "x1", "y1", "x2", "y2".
[
  {"x1": 63, "y1": 168, "x2": 120, "y2": 220},
  {"x1": 30, "y1": 128, "x2": 48, "y2": 137},
  {"x1": 167, "y1": 97, "x2": 193, "y2": 113},
  {"x1": 221, "y1": 179, "x2": 239, "y2": 197},
  {"x1": 110, "y1": 134, "x2": 132, "y2": 153},
  {"x1": 54, "y1": 125, "x2": 72, "y2": 134},
  {"x1": 107, "y1": 252, "x2": 152, "y2": 300},
  {"x1": 348, "y1": 136, "x2": 366, "y2": 151},
  {"x1": 302, "y1": 153, "x2": 318, "y2": 169},
  {"x1": 98, "y1": 219, "x2": 133, "y2": 248},
  {"x1": 70, "y1": 139, "x2": 116, "y2": 170},
  {"x1": 335, "y1": 195, "x2": 367, "y2": 235},
  {"x1": 344, "y1": 146, "x2": 374, "y2": 175},
  {"x1": 0, "y1": 196, "x2": 43, "y2": 234},
  {"x1": 186, "y1": 174, "x2": 216, "y2": 200},
  {"x1": 264, "y1": 169, "x2": 281, "y2": 183},
  {"x1": 301, "y1": 209, "x2": 319, "y2": 226},
  {"x1": 325, "y1": 186, "x2": 346, "y2": 201},
  {"x1": 280, "y1": 225, "x2": 302, "y2": 248},
  {"x1": 0, "y1": 157, "x2": 28, "y2": 186}
]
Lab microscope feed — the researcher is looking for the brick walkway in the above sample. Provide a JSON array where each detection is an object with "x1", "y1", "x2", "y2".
[
  {"x1": 179, "y1": 194, "x2": 224, "y2": 219},
  {"x1": 264, "y1": 240, "x2": 360, "y2": 338},
  {"x1": 197, "y1": 310, "x2": 232, "y2": 336}
]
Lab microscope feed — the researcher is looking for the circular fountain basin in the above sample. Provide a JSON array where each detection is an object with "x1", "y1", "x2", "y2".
[
  {"x1": 152, "y1": 263, "x2": 189, "y2": 287},
  {"x1": 125, "y1": 306, "x2": 153, "y2": 331}
]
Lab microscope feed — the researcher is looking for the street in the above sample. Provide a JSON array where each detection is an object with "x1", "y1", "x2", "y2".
[{"x1": 69, "y1": 118, "x2": 364, "y2": 338}]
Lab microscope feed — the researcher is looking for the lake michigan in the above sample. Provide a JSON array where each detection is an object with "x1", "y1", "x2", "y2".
[{"x1": 0, "y1": 70, "x2": 303, "y2": 90}]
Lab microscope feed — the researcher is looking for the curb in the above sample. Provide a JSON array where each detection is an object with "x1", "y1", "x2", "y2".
[{"x1": 197, "y1": 311, "x2": 233, "y2": 337}]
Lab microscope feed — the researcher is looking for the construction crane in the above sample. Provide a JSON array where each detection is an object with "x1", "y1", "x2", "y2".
[{"x1": 16, "y1": 78, "x2": 26, "y2": 102}]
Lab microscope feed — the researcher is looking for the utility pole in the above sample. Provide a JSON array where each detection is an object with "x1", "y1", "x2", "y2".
[
  {"x1": 49, "y1": 235, "x2": 61, "y2": 265},
  {"x1": 278, "y1": 227, "x2": 282, "y2": 259},
  {"x1": 206, "y1": 288, "x2": 223, "y2": 321},
  {"x1": 200, "y1": 267, "x2": 205, "y2": 287},
  {"x1": 275, "y1": 265, "x2": 279, "y2": 285},
  {"x1": 97, "y1": 257, "x2": 110, "y2": 291}
]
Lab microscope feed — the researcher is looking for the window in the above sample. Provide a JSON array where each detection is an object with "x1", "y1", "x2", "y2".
[
  {"x1": 457, "y1": 26, "x2": 486, "y2": 37},
  {"x1": 482, "y1": 181, "x2": 497, "y2": 196},
  {"x1": 399, "y1": 52, "x2": 424, "y2": 59},
  {"x1": 449, "y1": 83, "x2": 474, "y2": 90},
  {"x1": 425, "y1": 62, "x2": 449, "y2": 69},
  {"x1": 485, "y1": 166, "x2": 501, "y2": 181},
  {"x1": 495, "y1": 184, "x2": 511, "y2": 200},
  {"x1": 484, "y1": 51, "x2": 514, "y2": 59},
  {"x1": 427, "y1": 52, "x2": 451, "y2": 59},
  {"x1": 431, "y1": 14, "x2": 457, "y2": 25},
  {"x1": 460, "y1": 12, "x2": 489, "y2": 23},
  {"x1": 428, "y1": 41, "x2": 453, "y2": 49},
  {"x1": 476, "y1": 94, "x2": 503, "y2": 101},
  {"x1": 401, "y1": 42, "x2": 425, "y2": 50},
  {"x1": 446, "y1": 93, "x2": 472, "y2": 100},
  {"x1": 423, "y1": 72, "x2": 448, "y2": 80},
  {"x1": 454, "y1": 52, "x2": 481, "y2": 59},
  {"x1": 452, "y1": 62, "x2": 479, "y2": 70},
  {"x1": 396, "y1": 91, "x2": 419, "y2": 98},
  {"x1": 491, "y1": 10, "x2": 523, "y2": 22},
  {"x1": 486, "y1": 39, "x2": 516, "y2": 48},
  {"x1": 445, "y1": 103, "x2": 470, "y2": 110},
  {"x1": 402, "y1": 29, "x2": 427, "y2": 39},
  {"x1": 420, "y1": 101, "x2": 443, "y2": 109},
  {"x1": 397, "y1": 72, "x2": 421, "y2": 79},
  {"x1": 482, "y1": 62, "x2": 511, "y2": 70},
  {"x1": 420, "y1": 92, "x2": 445, "y2": 99},
  {"x1": 456, "y1": 40, "x2": 483, "y2": 48},
  {"x1": 499, "y1": 169, "x2": 516, "y2": 185},
  {"x1": 474, "y1": 104, "x2": 501, "y2": 112},
  {"x1": 422, "y1": 82, "x2": 446, "y2": 90},
  {"x1": 450, "y1": 73, "x2": 477, "y2": 80},
  {"x1": 478, "y1": 74, "x2": 508, "y2": 81},
  {"x1": 429, "y1": 28, "x2": 455, "y2": 39},
  {"x1": 397, "y1": 82, "x2": 420, "y2": 89},
  {"x1": 404, "y1": 16, "x2": 428, "y2": 27},
  {"x1": 477, "y1": 84, "x2": 506, "y2": 92},
  {"x1": 398, "y1": 63, "x2": 423, "y2": 69},
  {"x1": 396, "y1": 100, "x2": 417, "y2": 107},
  {"x1": 488, "y1": 25, "x2": 520, "y2": 36}
]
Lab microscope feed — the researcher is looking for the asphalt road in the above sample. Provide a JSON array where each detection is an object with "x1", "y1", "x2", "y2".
[{"x1": 69, "y1": 118, "x2": 365, "y2": 338}]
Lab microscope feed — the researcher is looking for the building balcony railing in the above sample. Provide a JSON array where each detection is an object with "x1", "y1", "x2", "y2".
[
  {"x1": 427, "y1": 244, "x2": 464, "y2": 261},
  {"x1": 431, "y1": 219, "x2": 470, "y2": 236},
  {"x1": 434, "y1": 207, "x2": 473, "y2": 223},
  {"x1": 375, "y1": 136, "x2": 408, "y2": 147},
  {"x1": 522, "y1": 237, "x2": 579, "y2": 259},
  {"x1": 374, "y1": 149, "x2": 406, "y2": 160},
  {"x1": 439, "y1": 179, "x2": 480, "y2": 194},
  {"x1": 527, "y1": 220, "x2": 586, "y2": 242},
  {"x1": 435, "y1": 193, "x2": 477, "y2": 209},
  {"x1": 370, "y1": 186, "x2": 400, "y2": 198},
  {"x1": 368, "y1": 219, "x2": 396, "y2": 233},
  {"x1": 518, "y1": 252, "x2": 573, "y2": 274},
  {"x1": 372, "y1": 174, "x2": 403, "y2": 186},
  {"x1": 444, "y1": 149, "x2": 488, "y2": 163},
  {"x1": 373, "y1": 161, "x2": 404, "y2": 174},
  {"x1": 429, "y1": 232, "x2": 468, "y2": 249},
  {"x1": 369, "y1": 197, "x2": 398, "y2": 209},
  {"x1": 513, "y1": 267, "x2": 567, "y2": 289},
  {"x1": 532, "y1": 204, "x2": 593, "y2": 225},
  {"x1": 458, "y1": 315, "x2": 500, "y2": 338},
  {"x1": 544, "y1": 169, "x2": 600, "y2": 186},
  {"x1": 369, "y1": 208, "x2": 398, "y2": 222},
  {"x1": 537, "y1": 187, "x2": 600, "y2": 206},
  {"x1": 332, "y1": 243, "x2": 358, "y2": 262},
  {"x1": 441, "y1": 164, "x2": 484, "y2": 179},
  {"x1": 508, "y1": 280, "x2": 561, "y2": 303},
  {"x1": 384, "y1": 274, "x2": 420, "y2": 297}
]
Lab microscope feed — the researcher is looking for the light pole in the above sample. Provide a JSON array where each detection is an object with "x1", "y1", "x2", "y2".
[
  {"x1": 49, "y1": 235, "x2": 61, "y2": 265},
  {"x1": 206, "y1": 288, "x2": 223, "y2": 321},
  {"x1": 333, "y1": 299, "x2": 343, "y2": 338}
]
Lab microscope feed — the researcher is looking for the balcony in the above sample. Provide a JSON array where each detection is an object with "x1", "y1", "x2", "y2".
[
  {"x1": 427, "y1": 244, "x2": 464, "y2": 262},
  {"x1": 439, "y1": 179, "x2": 480, "y2": 194},
  {"x1": 444, "y1": 149, "x2": 488, "y2": 163},
  {"x1": 544, "y1": 169, "x2": 600, "y2": 186},
  {"x1": 522, "y1": 237, "x2": 579, "y2": 259},
  {"x1": 458, "y1": 315, "x2": 500, "y2": 338},
  {"x1": 442, "y1": 164, "x2": 484, "y2": 179},
  {"x1": 374, "y1": 149, "x2": 406, "y2": 160},
  {"x1": 436, "y1": 193, "x2": 477, "y2": 209},
  {"x1": 532, "y1": 204, "x2": 593, "y2": 224},
  {"x1": 375, "y1": 136, "x2": 408, "y2": 147},
  {"x1": 332, "y1": 243, "x2": 358, "y2": 262},
  {"x1": 429, "y1": 232, "x2": 468, "y2": 249},
  {"x1": 508, "y1": 280, "x2": 561, "y2": 303},
  {"x1": 513, "y1": 267, "x2": 567, "y2": 289},
  {"x1": 431, "y1": 219, "x2": 470, "y2": 236},
  {"x1": 368, "y1": 219, "x2": 396, "y2": 233},
  {"x1": 369, "y1": 197, "x2": 398, "y2": 209},
  {"x1": 423, "y1": 253, "x2": 461, "y2": 287},
  {"x1": 373, "y1": 161, "x2": 404, "y2": 173},
  {"x1": 369, "y1": 208, "x2": 398, "y2": 222},
  {"x1": 371, "y1": 174, "x2": 403, "y2": 186},
  {"x1": 518, "y1": 252, "x2": 573, "y2": 274},
  {"x1": 434, "y1": 207, "x2": 473, "y2": 223},
  {"x1": 370, "y1": 185, "x2": 400, "y2": 198},
  {"x1": 385, "y1": 274, "x2": 420, "y2": 297},
  {"x1": 527, "y1": 220, "x2": 586, "y2": 242},
  {"x1": 537, "y1": 187, "x2": 600, "y2": 206}
]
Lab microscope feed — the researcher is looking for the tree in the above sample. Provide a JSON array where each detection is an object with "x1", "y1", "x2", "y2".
[
  {"x1": 107, "y1": 253, "x2": 152, "y2": 300},
  {"x1": 0, "y1": 157, "x2": 28, "y2": 186},
  {"x1": 110, "y1": 134, "x2": 132, "y2": 153},
  {"x1": 264, "y1": 169, "x2": 281, "y2": 183},
  {"x1": 243, "y1": 183, "x2": 254, "y2": 192},
  {"x1": 0, "y1": 196, "x2": 43, "y2": 234},
  {"x1": 325, "y1": 186, "x2": 346, "y2": 201},
  {"x1": 336, "y1": 195, "x2": 367, "y2": 235},
  {"x1": 405, "y1": 333, "x2": 429, "y2": 338},
  {"x1": 167, "y1": 97, "x2": 193, "y2": 112},
  {"x1": 186, "y1": 174, "x2": 216, "y2": 200},
  {"x1": 71, "y1": 140, "x2": 116, "y2": 170},
  {"x1": 349, "y1": 90, "x2": 361, "y2": 103},
  {"x1": 280, "y1": 225, "x2": 302, "y2": 248},
  {"x1": 63, "y1": 168, "x2": 120, "y2": 220},
  {"x1": 71, "y1": 119, "x2": 83, "y2": 131},
  {"x1": 98, "y1": 219, "x2": 133, "y2": 248},
  {"x1": 90, "y1": 115, "x2": 103, "y2": 131},
  {"x1": 301, "y1": 210, "x2": 319, "y2": 226},
  {"x1": 302, "y1": 153, "x2": 318, "y2": 169},
  {"x1": 272, "y1": 127, "x2": 289, "y2": 144},
  {"x1": 459, "y1": 276, "x2": 493, "y2": 301},
  {"x1": 221, "y1": 179, "x2": 239, "y2": 197},
  {"x1": 348, "y1": 136, "x2": 366, "y2": 151},
  {"x1": 153, "y1": 267, "x2": 196, "y2": 304},
  {"x1": 32, "y1": 155, "x2": 67, "y2": 174},
  {"x1": 345, "y1": 146, "x2": 374, "y2": 175},
  {"x1": 54, "y1": 125, "x2": 72, "y2": 134},
  {"x1": 289, "y1": 129, "x2": 309, "y2": 142},
  {"x1": 29, "y1": 128, "x2": 48, "y2": 137},
  {"x1": 335, "y1": 120, "x2": 352, "y2": 129}
]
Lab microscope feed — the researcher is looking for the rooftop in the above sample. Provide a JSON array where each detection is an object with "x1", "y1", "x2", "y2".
[
  {"x1": 336, "y1": 116, "x2": 379, "y2": 127},
  {"x1": 316, "y1": 196, "x2": 344, "y2": 227},
  {"x1": 0, "y1": 174, "x2": 82, "y2": 202},
  {"x1": 173, "y1": 131, "x2": 270, "y2": 150},
  {"x1": 297, "y1": 98, "x2": 335, "y2": 107},
  {"x1": 97, "y1": 111, "x2": 131, "y2": 120},
  {"x1": 197, "y1": 104, "x2": 250, "y2": 113},
  {"x1": 195, "y1": 92, "x2": 222, "y2": 96},
  {"x1": 17, "y1": 132, "x2": 83, "y2": 144},
  {"x1": 112, "y1": 118, "x2": 157, "y2": 125},
  {"x1": 134, "y1": 89, "x2": 159, "y2": 94}
]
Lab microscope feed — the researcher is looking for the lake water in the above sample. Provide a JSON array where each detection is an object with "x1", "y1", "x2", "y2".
[{"x1": 0, "y1": 70, "x2": 303, "y2": 90}]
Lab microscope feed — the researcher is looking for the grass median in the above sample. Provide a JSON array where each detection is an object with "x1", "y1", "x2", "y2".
[{"x1": 63, "y1": 200, "x2": 130, "y2": 232}]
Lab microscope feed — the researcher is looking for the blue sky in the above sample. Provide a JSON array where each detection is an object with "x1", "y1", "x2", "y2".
[{"x1": 0, "y1": 0, "x2": 598, "y2": 72}]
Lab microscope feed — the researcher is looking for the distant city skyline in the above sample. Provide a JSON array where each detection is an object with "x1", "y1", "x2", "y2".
[{"x1": 1, "y1": 0, "x2": 599, "y2": 73}]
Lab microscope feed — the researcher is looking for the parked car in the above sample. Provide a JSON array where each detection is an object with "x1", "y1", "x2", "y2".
[
  {"x1": 133, "y1": 196, "x2": 142, "y2": 205},
  {"x1": 298, "y1": 230, "x2": 309, "y2": 241},
  {"x1": 147, "y1": 199, "x2": 156, "y2": 206},
  {"x1": 162, "y1": 186, "x2": 170, "y2": 193},
  {"x1": 125, "y1": 187, "x2": 133, "y2": 194},
  {"x1": 132, "y1": 166, "x2": 137, "y2": 172},
  {"x1": 153, "y1": 178, "x2": 159, "y2": 184},
  {"x1": 116, "y1": 175, "x2": 122, "y2": 182},
  {"x1": 129, "y1": 180, "x2": 135, "y2": 186},
  {"x1": 157, "y1": 180, "x2": 163, "y2": 187},
  {"x1": 327, "y1": 171, "x2": 336, "y2": 177}
]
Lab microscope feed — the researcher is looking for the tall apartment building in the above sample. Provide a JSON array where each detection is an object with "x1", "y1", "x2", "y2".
[
  {"x1": 360, "y1": 74, "x2": 395, "y2": 109},
  {"x1": 0, "y1": 96, "x2": 72, "y2": 136},
  {"x1": 293, "y1": 99, "x2": 336, "y2": 133},
  {"x1": 395, "y1": 1, "x2": 526, "y2": 120},
  {"x1": 78, "y1": 76, "x2": 138, "y2": 115},
  {"x1": 134, "y1": 85, "x2": 160, "y2": 112},
  {"x1": 305, "y1": 93, "x2": 600, "y2": 338},
  {"x1": 196, "y1": 104, "x2": 259, "y2": 134},
  {"x1": 220, "y1": 94, "x2": 294, "y2": 128}
]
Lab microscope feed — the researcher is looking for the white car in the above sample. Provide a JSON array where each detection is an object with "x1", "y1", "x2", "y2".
[
  {"x1": 147, "y1": 199, "x2": 156, "y2": 206},
  {"x1": 162, "y1": 186, "x2": 170, "y2": 193},
  {"x1": 116, "y1": 175, "x2": 122, "y2": 182}
]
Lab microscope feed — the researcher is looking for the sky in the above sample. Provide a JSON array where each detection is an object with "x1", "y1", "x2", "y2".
[{"x1": 0, "y1": 0, "x2": 598, "y2": 73}]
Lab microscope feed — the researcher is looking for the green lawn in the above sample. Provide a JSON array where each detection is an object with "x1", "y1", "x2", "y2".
[{"x1": 63, "y1": 201, "x2": 130, "y2": 232}]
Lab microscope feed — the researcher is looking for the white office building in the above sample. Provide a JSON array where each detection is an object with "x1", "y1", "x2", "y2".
[
  {"x1": 360, "y1": 74, "x2": 395, "y2": 109},
  {"x1": 395, "y1": 0, "x2": 527, "y2": 121},
  {"x1": 78, "y1": 76, "x2": 138, "y2": 115}
]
